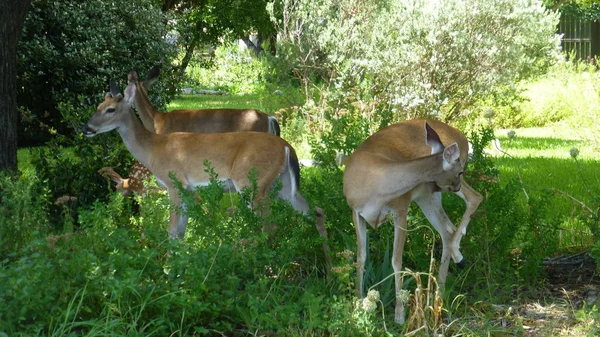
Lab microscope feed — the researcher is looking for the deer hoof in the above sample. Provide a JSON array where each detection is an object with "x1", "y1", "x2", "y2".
[{"x1": 457, "y1": 258, "x2": 466, "y2": 269}]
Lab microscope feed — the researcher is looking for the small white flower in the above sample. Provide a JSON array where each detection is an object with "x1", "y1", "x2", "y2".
[
  {"x1": 361, "y1": 297, "x2": 377, "y2": 312},
  {"x1": 397, "y1": 289, "x2": 410, "y2": 303},
  {"x1": 570, "y1": 147, "x2": 580, "y2": 159},
  {"x1": 366, "y1": 289, "x2": 380, "y2": 302}
]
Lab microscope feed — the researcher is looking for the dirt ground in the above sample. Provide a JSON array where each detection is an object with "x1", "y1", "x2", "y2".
[{"x1": 507, "y1": 253, "x2": 599, "y2": 336}]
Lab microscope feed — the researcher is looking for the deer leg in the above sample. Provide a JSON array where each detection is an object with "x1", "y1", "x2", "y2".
[
  {"x1": 391, "y1": 203, "x2": 409, "y2": 324},
  {"x1": 315, "y1": 207, "x2": 333, "y2": 278},
  {"x1": 414, "y1": 189, "x2": 459, "y2": 287},
  {"x1": 452, "y1": 177, "x2": 482, "y2": 267},
  {"x1": 353, "y1": 210, "x2": 368, "y2": 299},
  {"x1": 167, "y1": 187, "x2": 188, "y2": 240}
]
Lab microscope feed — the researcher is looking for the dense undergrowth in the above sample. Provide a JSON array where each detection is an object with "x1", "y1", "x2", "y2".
[{"x1": 4, "y1": 119, "x2": 599, "y2": 335}]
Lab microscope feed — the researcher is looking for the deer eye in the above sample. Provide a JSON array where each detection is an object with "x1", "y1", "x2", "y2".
[{"x1": 106, "y1": 108, "x2": 116, "y2": 113}]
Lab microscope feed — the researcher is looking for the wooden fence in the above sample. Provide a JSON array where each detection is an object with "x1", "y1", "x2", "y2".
[{"x1": 558, "y1": 15, "x2": 600, "y2": 60}]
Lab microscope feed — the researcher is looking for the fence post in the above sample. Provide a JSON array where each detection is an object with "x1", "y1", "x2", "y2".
[{"x1": 591, "y1": 21, "x2": 600, "y2": 58}]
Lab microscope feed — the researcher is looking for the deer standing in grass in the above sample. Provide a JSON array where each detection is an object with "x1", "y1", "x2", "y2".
[
  {"x1": 101, "y1": 67, "x2": 280, "y2": 195},
  {"x1": 84, "y1": 80, "x2": 332, "y2": 272},
  {"x1": 343, "y1": 119, "x2": 482, "y2": 324}
]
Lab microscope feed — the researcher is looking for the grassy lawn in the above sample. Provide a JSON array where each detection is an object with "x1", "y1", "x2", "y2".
[
  {"x1": 492, "y1": 126, "x2": 599, "y2": 250},
  {"x1": 167, "y1": 93, "x2": 297, "y2": 115}
]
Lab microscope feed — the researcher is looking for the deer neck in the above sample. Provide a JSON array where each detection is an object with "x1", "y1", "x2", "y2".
[
  {"x1": 116, "y1": 108, "x2": 156, "y2": 168},
  {"x1": 378, "y1": 153, "x2": 445, "y2": 197},
  {"x1": 133, "y1": 85, "x2": 160, "y2": 133}
]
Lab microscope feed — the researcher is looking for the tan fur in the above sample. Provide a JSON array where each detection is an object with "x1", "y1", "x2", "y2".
[
  {"x1": 113, "y1": 70, "x2": 279, "y2": 196},
  {"x1": 129, "y1": 70, "x2": 274, "y2": 135},
  {"x1": 343, "y1": 118, "x2": 483, "y2": 324}
]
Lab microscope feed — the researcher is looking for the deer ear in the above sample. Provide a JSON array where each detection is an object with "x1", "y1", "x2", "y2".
[
  {"x1": 123, "y1": 81, "x2": 136, "y2": 105},
  {"x1": 109, "y1": 79, "x2": 121, "y2": 97},
  {"x1": 127, "y1": 71, "x2": 139, "y2": 82},
  {"x1": 443, "y1": 142, "x2": 460, "y2": 164},
  {"x1": 147, "y1": 66, "x2": 160, "y2": 80},
  {"x1": 144, "y1": 66, "x2": 160, "y2": 89},
  {"x1": 425, "y1": 122, "x2": 444, "y2": 154}
]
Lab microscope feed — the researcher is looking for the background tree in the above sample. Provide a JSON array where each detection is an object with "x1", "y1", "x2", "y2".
[
  {"x1": 17, "y1": 0, "x2": 177, "y2": 146},
  {"x1": 0, "y1": 0, "x2": 31, "y2": 172},
  {"x1": 16, "y1": 0, "x2": 177, "y2": 226},
  {"x1": 165, "y1": 0, "x2": 275, "y2": 79}
]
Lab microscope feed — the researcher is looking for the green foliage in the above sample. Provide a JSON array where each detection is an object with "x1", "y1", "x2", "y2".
[
  {"x1": 0, "y1": 169, "x2": 396, "y2": 335},
  {"x1": 184, "y1": 43, "x2": 283, "y2": 95},
  {"x1": 490, "y1": 59, "x2": 600, "y2": 135},
  {"x1": 0, "y1": 172, "x2": 50, "y2": 259},
  {"x1": 30, "y1": 129, "x2": 134, "y2": 231},
  {"x1": 270, "y1": 0, "x2": 560, "y2": 122},
  {"x1": 17, "y1": 0, "x2": 177, "y2": 146},
  {"x1": 550, "y1": 1, "x2": 600, "y2": 20}
]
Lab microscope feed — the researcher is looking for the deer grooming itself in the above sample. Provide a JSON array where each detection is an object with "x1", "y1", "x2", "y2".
[
  {"x1": 343, "y1": 119, "x2": 482, "y2": 324},
  {"x1": 84, "y1": 79, "x2": 332, "y2": 272},
  {"x1": 101, "y1": 67, "x2": 280, "y2": 196}
]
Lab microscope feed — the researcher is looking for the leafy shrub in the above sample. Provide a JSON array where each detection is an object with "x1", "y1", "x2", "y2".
[
  {"x1": 0, "y1": 172, "x2": 50, "y2": 260},
  {"x1": 270, "y1": 0, "x2": 560, "y2": 122},
  {"x1": 184, "y1": 43, "x2": 279, "y2": 95},
  {"x1": 17, "y1": 0, "x2": 177, "y2": 146},
  {"x1": 0, "y1": 168, "x2": 401, "y2": 335},
  {"x1": 30, "y1": 129, "x2": 135, "y2": 231}
]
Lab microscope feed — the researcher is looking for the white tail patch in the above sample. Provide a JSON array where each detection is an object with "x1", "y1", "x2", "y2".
[
  {"x1": 268, "y1": 116, "x2": 280, "y2": 136},
  {"x1": 284, "y1": 146, "x2": 298, "y2": 208}
]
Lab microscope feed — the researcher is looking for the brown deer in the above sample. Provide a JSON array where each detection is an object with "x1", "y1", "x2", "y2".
[{"x1": 343, "y1": 119, "x2": 482, "y2": 324}]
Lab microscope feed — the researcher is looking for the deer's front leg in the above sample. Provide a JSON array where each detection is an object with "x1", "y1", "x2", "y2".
[
  {"x1": 392, "y1": 204, "x2": 409, "y2": 324},
  {"x1": 167, "y1": 187, "x2": 188, "y2": 240},
  {"x1": 354, "y1": 210, "x2": 368, "y2": 299},
  {"x1": 452, "y1": 177, "x2": 482, "y2": 263},
  {"x1": 414, "y1": 189, "x2": 459, "y2": 287}
]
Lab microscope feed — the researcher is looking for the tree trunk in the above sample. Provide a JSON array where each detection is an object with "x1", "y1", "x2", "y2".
[
  {"x1": 0, "y1": 0, "x2": 32, "y2": 172},
  {"x1": 242, "y1": 36, "x2": 262, "y2": 57},
  {"x1": 178, "y1": 41, "x2": 197, "y2": 79}
]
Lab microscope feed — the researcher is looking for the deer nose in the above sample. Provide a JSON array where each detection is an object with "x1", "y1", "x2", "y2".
[{"x1": 82, "y1": 125, "x2": 97, "y2": 136}]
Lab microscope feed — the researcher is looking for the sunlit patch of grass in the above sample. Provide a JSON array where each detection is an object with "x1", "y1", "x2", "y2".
[
  {"x1": 492, "y1": 126, "x2": 600, "y2": 252},
  {"x1": 496, "y1": 126, "x2": 597, "y2": 160},
  {"x1": 167, "y1": 93, "x2": 296, "y2": 115}
]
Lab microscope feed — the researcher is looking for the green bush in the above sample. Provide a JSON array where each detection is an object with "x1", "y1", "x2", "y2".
[
  {"x1": 270, "y1": 0, "x2": 559, "y2": 122},
  {"x1": 184, "y1": 43, "x2": 280, "y2": 95},
  {"x1": 0, "y1": 172, "x2": 50, "y2": 260},
  {"x1": 0, "y1": 168, "x2": 401, "y2": 335},
  {"x1": 17, "y1": 0, "x2": 177, "y2": 146}
]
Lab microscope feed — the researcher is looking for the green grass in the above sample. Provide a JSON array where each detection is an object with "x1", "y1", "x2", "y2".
[
  {"x1": 492, "y1": 126, "x2": 599, "y2": 251},
  {"x1": 167, "y1": 93, "x2": 298, "y2": 115}
]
